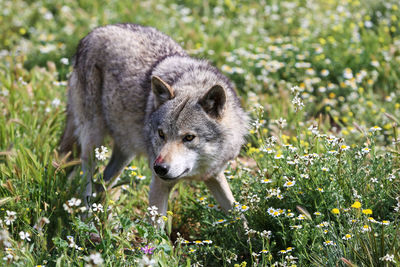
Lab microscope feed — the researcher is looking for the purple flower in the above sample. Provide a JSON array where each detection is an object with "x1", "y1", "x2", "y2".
[{"x1": 141, "y1": 245, "x2": 155, "y2": 255}]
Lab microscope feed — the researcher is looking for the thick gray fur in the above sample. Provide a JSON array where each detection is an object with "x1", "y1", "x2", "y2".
[{"x1": 60, "y1": 24, "x2": 248, "y2": 221}]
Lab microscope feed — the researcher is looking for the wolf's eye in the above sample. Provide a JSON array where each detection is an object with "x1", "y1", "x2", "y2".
[
  {"x1": 183, "y1": 134, "x2": 195, "y2": 142},
  {"x1": 158, "y1": 129, "x2": 165, "y2": 139}
]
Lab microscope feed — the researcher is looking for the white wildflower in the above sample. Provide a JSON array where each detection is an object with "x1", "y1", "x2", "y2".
[
  {"x1": 91, "y1": 203, "x2": 104, "y2": 213},
  {"x1": 361, "y1": 147, "x2": 370, "y2": 154},
  {"x1": 276, "y1": 117, "x2": 287, "y2": 129},
  {"x1": 136, "y1": 175, "x2": 146, "y2": 180},
  {"x1": 63, "y1": 203, "x2": 73, "y2": 214},
  {"x1": 60, "y1": 57, "x2": 69, "y2": 65},
  {"x1": 147, "y1": 206, "x2": 163, "y2": 224},
  {"x1": 290, "y1": 86, "x2": 301, "y2": 94},
  {"x1": 260, "y1": 230, "x2": 272, "y2": 239},
  {"x1": 320, "y1": 69, "x2": 330, "y2": 77},
  {"x1": 323, "y1": 240, "x2": 336, "y2": 246},
  {"x1": 364, "y1": 21, "x2": 373, "y2": 28},
  {"x1": 4, "y1": 211, "x2": 17, "y2": 225},
  {"x1": 138, "y1": 255, "x2": 156, "y2": 267},
  {"x1": 95, "y1": 146, "x2": 109, "y2": 161},
  {"x1": 343, "y1": 68, "x2": 353, "y2": 79},
  {"x1": 361, "y1": 225, "x2": 371, "y2": 233},
  {"x1": 308, "y1": 124, "x2": 319, "y2": 135},
  {"x1": 68, "y1": 197, "x2": 82, "y2": 207},
  {"x1": 371, "y1": 60, "x2": 380, "y2": 68},
  {"x1": 19, "y1": 231, "x2": 31, "y2": 242},
  {"x1": 51, "y1": 98, "x2": 61, "y2": 108},
  {"x1": 292, "y1": 95, "x2": 304, "y2": 111},
  {"x1": 380, "y1": 254, "x2": 396, "y2": 263},
  {"x1": 85, "y1": 252, "x2": 104, "y2": 266},
  {"x1": 283, "y1": 180, "x2": 296, "y2": 188},
  {"x1": 369, "y1": 126, "x2": 381, "y2": 132}
]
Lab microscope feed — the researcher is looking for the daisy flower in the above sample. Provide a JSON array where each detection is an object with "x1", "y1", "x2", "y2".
[
  {"x1": 342, "y1": 234, "x2": 352, "y2": 240},
  {"x1": 369, "y1": 126, "x2": 382, "y2": 132},
  {"x1": 297, "y1": 214, "x2": 306, "y2": 220},
  {"x1": 323, "y1": 240, "x2": 336, "y2": 246},
  {"x1": 214, "y1": 219, "x2": 227, "y2": 225},
  {"x1": 136, "y1": 175, "x2": 146, "y2": 180},
  {"x1": 361, "y1": 225, "x2": 371, "y2": 233},
  {"x1": 267, "y1": 207, "x2": 275, "y2": 215},
  {"x1": 321, "y1": 69, "x2": 330, "y2": 77},
  {"x1": 340, "y1": 144, "x2": 350, "y2": 151},
  {"x1": 261, "y1": 178, "x2": 272, "y2": 184},
  {"x1": 283, "y1": 180, "x2": 296, "y2": 187},
  {"x1": 361, "y1": 147, "x2": 370, "y2": 154},
  {"x1": 328, "y1": 150, "x2": 338, "y2": 155},
  {"x1": 238, "y1": 205, "x2": 249, "y2": 212},
  {"x1": 343, "y1": 68, "x2": 353, "y2": 79}
]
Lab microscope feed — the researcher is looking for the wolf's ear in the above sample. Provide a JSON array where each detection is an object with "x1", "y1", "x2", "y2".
[
  {"x1": 199, "y1": 85, "x2": 226, "y2": 119},
  {"x1": 151, "y1": 76, "x2": 174, "y2": 107}
]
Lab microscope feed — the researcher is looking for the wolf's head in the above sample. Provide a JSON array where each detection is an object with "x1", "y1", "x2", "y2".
[{"x1": 146, "y1": 75, "x2": 235, "y2": 181}]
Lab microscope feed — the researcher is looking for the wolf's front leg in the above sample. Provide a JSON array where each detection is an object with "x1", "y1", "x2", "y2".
[
  {"x1": 205, "y1": 173, "x2": 248, "y2": 228},
  {"x1": 149, "y1": 175, "x2": 174, "y2": 226},
  {"x1": 204, "y1": 172, "x2": 235, "y2": 213}
]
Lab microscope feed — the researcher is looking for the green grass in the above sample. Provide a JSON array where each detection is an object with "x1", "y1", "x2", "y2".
[{"x1": 1, "y1": 0, "x2": 400, "y2": 266}]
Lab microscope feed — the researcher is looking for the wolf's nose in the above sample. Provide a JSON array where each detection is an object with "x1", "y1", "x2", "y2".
[{"x1": 154, "y1": 163, "x2": 169, "y2": 177}]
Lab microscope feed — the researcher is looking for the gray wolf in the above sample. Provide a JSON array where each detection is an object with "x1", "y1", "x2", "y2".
[{"x1": 59, "y1": 23, "x2": 248, "y2": 220}]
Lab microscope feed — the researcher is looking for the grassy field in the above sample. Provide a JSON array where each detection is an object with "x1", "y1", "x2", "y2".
[{"x1": 1, "y1": 0, "x2": 400, "y2": 266}]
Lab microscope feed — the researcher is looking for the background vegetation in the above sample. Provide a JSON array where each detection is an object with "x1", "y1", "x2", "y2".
[{"x1": 0, "y1": 0, "x2": 399, "y2": 266}]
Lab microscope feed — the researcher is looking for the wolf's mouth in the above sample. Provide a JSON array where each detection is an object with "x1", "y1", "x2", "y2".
[{"x1": 158, "y1": 168, "x2": 189, "y2": 180}]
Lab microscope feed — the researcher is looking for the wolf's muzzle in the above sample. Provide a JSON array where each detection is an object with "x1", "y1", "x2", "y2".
[{"x1": 154, "y1": 162, "x2": 169, "y2": 177}]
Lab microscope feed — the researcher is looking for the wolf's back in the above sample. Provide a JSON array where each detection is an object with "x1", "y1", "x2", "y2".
[{"x1": 74, "y1": 24, "x2": 187, "y2": 89}]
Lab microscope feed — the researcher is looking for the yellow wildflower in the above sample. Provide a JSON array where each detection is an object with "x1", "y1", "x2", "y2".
[
  {"x1": 351, "y1": 201, "x2": 362, "y2": 209},
  {"x1": 362, "y1": 209, "x2": 372, "y2": 215},
  {"x1": 331, "y1": 208, "x2": 340, "y2": 214}
]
